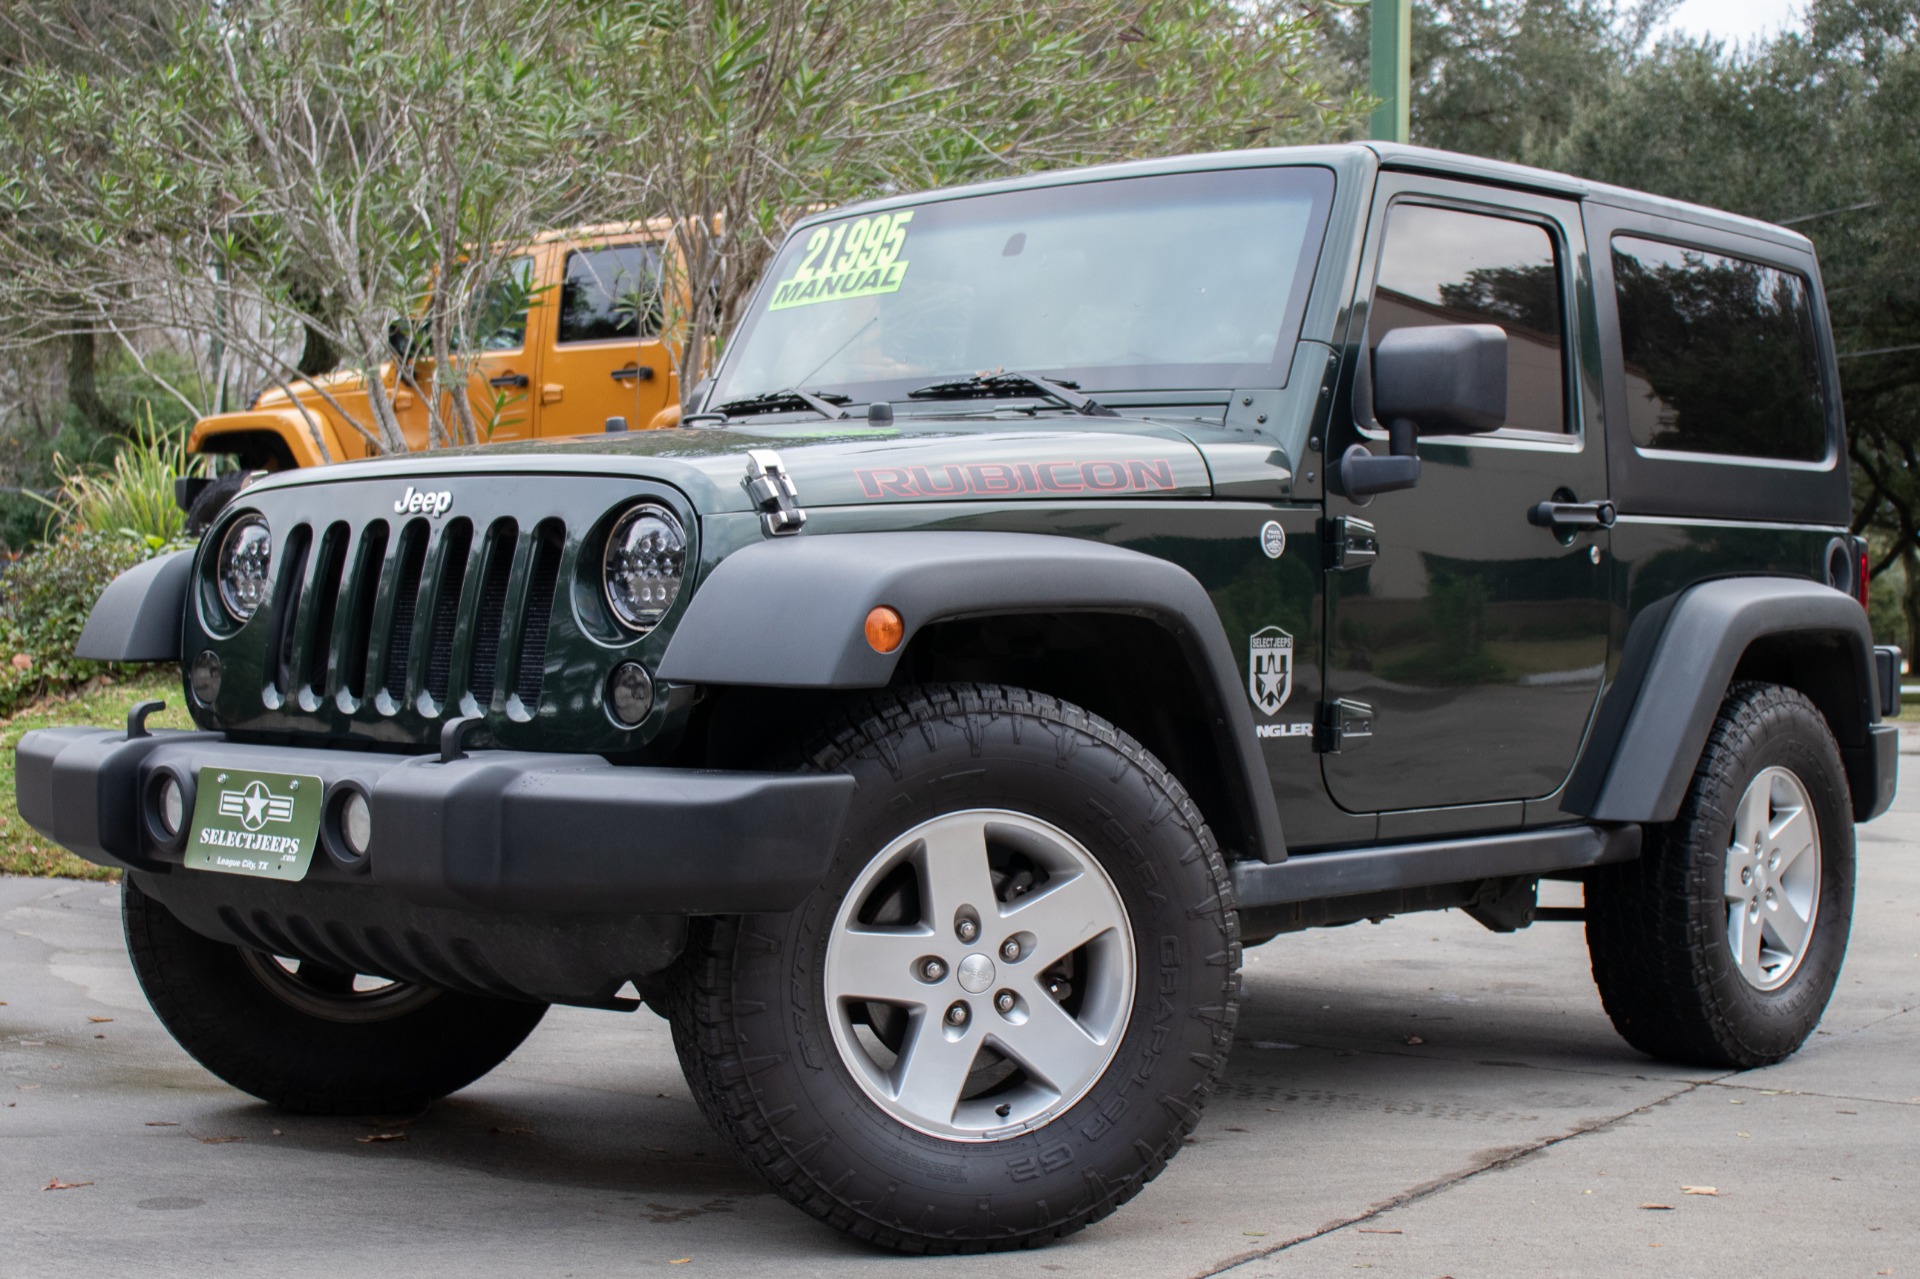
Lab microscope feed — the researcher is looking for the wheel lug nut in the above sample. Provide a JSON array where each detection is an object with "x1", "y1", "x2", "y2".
[
  {"x1": 956, "y1": 918, "x2": 978, "y2": 943},
  {"x1": 995, "y1": 991, "x2": 1016, "y2": 1014},
  {"x1": 1001, "y1": 939, "x2": 1021, "y2": 962},
  {"x1": 922, "y1": 958, "x2": 947, "y2": 981},
  {"x1": 946, "y1": 1002, "x2": 969, "y2": 1026}
]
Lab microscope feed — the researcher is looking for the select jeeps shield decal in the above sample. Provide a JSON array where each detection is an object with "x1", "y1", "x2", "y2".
[{"x1": 1249, "y1": 626, "x2": 1294, "y2": 717}]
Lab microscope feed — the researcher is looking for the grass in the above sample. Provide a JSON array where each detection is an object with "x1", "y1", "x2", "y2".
[{"x1": 0, "y1": 668, "x2": 186, "y2": 880}]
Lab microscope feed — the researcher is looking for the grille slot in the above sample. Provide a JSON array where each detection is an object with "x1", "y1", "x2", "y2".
[
  {"x1": 302, "y1": 523, "x2": 350, "y2": 697},
  {"x1": 516, "y1": 521, "x2": 564, "y2": 709},
  {"x1": 340, "y1": 522, "x2": 389, "y2": 700},
  {"x1": 467, "y1": 520, "x2": 518, "y2": 704},
  {"x1": 270, "y1": 525, "x2": 313, "y2": 697},
  {"x1": 424, "y1": 519, "x2": 474, "y2": 705},
  {"x1": 383, "y1": 523, "x2": 429, "y2": 703}
]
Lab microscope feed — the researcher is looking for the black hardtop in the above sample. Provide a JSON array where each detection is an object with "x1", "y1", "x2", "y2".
[{"x1": 805, "y1": 141, "x2": 1812, "y2": 255}]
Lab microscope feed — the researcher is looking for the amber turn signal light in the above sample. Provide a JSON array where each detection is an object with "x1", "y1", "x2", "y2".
[{"x1": 865, "y1": 606, "x2": 905, "y2": 654}]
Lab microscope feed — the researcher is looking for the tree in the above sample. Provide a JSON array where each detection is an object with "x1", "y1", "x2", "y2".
[{"x1": 589, "y1": 0, "x2": 1366, "y2": 405}]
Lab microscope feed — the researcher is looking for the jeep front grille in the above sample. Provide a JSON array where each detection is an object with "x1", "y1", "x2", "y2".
[{"x1": 265, "y1": 513, "x2": 564, "y2": 719}]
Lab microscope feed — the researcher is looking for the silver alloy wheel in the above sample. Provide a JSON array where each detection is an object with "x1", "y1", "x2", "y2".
[
  {"x1": 1723, "y1": 765, "x2": 1822, "y2": 992},
  {"x1": 239, "y1": 950, "x2": 442, "y2": 1023},
  {"x1": 822, "y1": 809, "x2": 1135, "y2": 1141}
]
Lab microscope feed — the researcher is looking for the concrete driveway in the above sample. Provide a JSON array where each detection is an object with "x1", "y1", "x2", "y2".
[{"x1": 5, "y1": 778, "x2": 1916, "y2": 1277}]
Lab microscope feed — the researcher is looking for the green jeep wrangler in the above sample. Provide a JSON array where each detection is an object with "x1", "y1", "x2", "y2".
[{"x1": 17, "y1": 143, "x2": 1900, "y2": 1253}]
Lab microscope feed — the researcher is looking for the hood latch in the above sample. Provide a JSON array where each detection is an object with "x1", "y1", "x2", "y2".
[{"x1": 745, "y1": 449, "x2": 806, "y2": 536}]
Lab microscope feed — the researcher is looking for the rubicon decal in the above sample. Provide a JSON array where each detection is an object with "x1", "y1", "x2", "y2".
[
  {"x1": 855, "y1": 459, "x2": 1179, "y2": 500},
  {"x1": 1249, "y1": 626, "x2": 1294, "y2": 716}
]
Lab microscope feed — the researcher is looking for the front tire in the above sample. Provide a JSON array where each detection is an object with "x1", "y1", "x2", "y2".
[
  {"x1": 124, "y1": 877, "x2": 548, "y2": 1114},
  {"x1": 668, "y1": 684, "x2": 1240, "y2": 1253},
  {"x1": 1586, "y1": 682, "x2": 1855, "y2": 1068}
]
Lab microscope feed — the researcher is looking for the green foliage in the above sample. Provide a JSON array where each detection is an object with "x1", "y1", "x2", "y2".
[
  {"x1": 0, "y1": 666, "x2": 187, "y2": 880},
  {"x1": 34, "y1": 408, "x2": 206, "y2": 547},
  {"x1": 0, "y1": 530, "x2": 155, "y2": 717}
]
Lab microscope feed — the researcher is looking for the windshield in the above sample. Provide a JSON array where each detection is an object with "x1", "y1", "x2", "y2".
[{"x1": 711, "y1": 166, "x2": 1335, "y2": 408}]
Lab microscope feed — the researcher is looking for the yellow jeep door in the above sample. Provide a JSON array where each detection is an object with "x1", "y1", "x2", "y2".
[{"x1": 539, "y1": 237, "x2": 674, "y2": 435}]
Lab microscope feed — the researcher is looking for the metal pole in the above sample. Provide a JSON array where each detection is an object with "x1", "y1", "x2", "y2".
[{"x1": 1369, "y1": 0, "x2": 1412, "y2": 144}]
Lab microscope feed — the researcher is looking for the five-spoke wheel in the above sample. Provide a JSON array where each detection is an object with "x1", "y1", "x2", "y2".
[{"x1": 824, "y1": 809, "x2": 1133, "y2": 1139}]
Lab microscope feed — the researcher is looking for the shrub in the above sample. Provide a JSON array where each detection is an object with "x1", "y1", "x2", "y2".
[
  {"x1": 0, "y1": 531, "x2": 156, "y2": 717},
  {"x1": 34, "y1": 407, "x2": 207, "y2": 548}
]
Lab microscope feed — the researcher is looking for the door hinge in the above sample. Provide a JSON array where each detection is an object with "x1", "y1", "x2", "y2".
[
  {"x1": 1321, "y1": 516, "x2": 1378, "y2": 571},
  {"x1": 744, "y1": 449, "x2": 806, "y2": 536},
  {"x1": 1316, "y1": 698, "x2": 1375, "y2": 753}
]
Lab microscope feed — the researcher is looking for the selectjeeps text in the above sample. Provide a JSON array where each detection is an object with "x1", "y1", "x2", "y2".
[{"x1": 17, "y1": 144, "x2": 1901, "y2": 1253}]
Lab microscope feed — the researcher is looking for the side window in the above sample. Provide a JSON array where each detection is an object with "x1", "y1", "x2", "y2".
[
  {"x1": 1371, "y1": 204, "x2": 1568, "y2": 434},
  {"x1": 1611, "y1": 236, "x2": 1827, "y2": 462},
  {"x1": 558, "y1": 244, "x2": 665, "y2": 344},
  {"x1": 469, "y1": 255, "x2": 535, "y2": 352}
]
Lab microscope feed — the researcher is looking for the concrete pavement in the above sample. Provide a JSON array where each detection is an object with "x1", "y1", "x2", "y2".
[{"x1": 4, "y1": 777, "x2": 1916, "y2": 1277}]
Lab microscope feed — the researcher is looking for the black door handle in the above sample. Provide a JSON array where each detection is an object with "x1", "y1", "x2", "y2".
[
  {"x1": 610, "y1": 366, "x2": 654, "y2": 382},
  {"x1": 488, "y1": 372, "x2": 530, "y2": 389},
  {"x1": 1528, "y1": 499, "x2": 1616, "y2": 533}
]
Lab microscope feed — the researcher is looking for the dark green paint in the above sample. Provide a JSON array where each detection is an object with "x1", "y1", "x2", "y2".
[{"x1": 185, "y1": 145, "x2": 1855, "y2": 857}]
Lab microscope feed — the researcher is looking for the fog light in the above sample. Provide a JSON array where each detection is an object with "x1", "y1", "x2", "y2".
[
  {"x1": 189, "y1": 649, "x2": 222, "y2": 705},
  {"x1": 341, "y1": 791, "x2": 372, "y2": 859},
  {"x1": 607, "y1": 662, "x2": 654, "y2": 727},
  {"x1": 157, "y1": 776, "x2": 185, "y2": 838}
]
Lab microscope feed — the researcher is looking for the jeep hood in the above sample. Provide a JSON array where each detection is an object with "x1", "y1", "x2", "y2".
[{"x1": 239, "y1": 416, "x2": 1215, "y2": 513}]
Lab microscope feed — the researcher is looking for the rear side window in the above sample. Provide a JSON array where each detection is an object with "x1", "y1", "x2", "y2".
[
  {"x1": 1610, "y1": 236, "x2": 1828, "y2": 462},
  {"x1": 558, "y1": 244, "x2": 664, "y2": 344},
  {"x1": 1371, "y1": 203, "x2": 1568, "y2": 434}
]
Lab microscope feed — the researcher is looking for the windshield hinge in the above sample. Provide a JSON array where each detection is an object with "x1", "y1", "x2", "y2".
[
  {"x1": 1320, "y1": 516, "x2": 1378, "y2": 572},
  {"x1": 1315, "y1": 698, "x2": 1375, "y2": 754},
  {"x1": 744, "y1": 449, "x2": 806, "y2": 537}
]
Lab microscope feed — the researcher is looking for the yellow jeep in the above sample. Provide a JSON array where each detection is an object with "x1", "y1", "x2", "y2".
[{"x1": 185, "y1": 222, "x2": 683, "y2": 514}]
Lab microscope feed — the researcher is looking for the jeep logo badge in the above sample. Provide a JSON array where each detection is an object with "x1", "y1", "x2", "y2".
[
  {"x1": 1249, "y1": 626, "x2": 1293, "y2": 716},
  {"x1": 395, "y1": 485, "x2": 453, "y2": 518}
]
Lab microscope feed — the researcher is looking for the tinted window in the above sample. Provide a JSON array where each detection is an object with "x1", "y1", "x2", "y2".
[
  {"x1": 558, "y1": 244, "x2": 664, "y2": 344},
  {"x1": 1611, "y1": 236, "x2": 1827, "y2": 461},
  {"x1": 1371, "y1": 204, "x2": 1567, "y2": 434}
]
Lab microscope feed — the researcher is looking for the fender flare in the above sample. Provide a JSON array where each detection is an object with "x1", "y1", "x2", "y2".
[
  {"x1": 1564, "y1": 576, "x2": 1881, "y2": 824},
  {"x1": 74, "y1": 549, "x2": 194, "y2": 663},
  {"x1": 657, "y1": 531, "x2": 1287, "y2": 861}
]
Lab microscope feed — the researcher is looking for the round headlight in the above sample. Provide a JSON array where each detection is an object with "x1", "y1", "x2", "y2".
[
  {"x1": 216, "y1": 516, "x2": 273, "y2": 622},
  {"x1": 603, "y1": 504, "x2": 687, "y2": 632}
]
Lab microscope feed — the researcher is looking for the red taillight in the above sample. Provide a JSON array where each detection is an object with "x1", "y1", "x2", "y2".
[{"x1": 1857, "y1": 544, "x2": 1871, "y2": 611}]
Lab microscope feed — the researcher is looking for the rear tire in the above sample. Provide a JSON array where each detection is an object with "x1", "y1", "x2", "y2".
[
  {"x1": 124, "y1": 877, "x2": 547, "y2": 1114},
  {"x1": 665, "y1": 683, "x2": 1240, "y2": 1253},
  {"x1": 185, "y1": 470, "x2": 250, "y2": 537},
  {"x1": 1586, "y1": 682, "x2": 1854, "y2": 1068}
]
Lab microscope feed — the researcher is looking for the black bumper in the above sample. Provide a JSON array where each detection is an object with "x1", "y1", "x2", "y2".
[{"x1": 15, "y1": 727, "x2": 853, "y2": 915}]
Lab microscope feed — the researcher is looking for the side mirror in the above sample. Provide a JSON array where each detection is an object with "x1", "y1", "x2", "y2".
[
  {"x1": 1341, "y1": 324, "x2": 1509, "y2": 499},
  {"x1": 388, "y1": 320, "x2": 420, "y2": 364}
]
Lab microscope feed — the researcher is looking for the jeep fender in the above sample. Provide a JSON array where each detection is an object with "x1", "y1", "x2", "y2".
[
  {"x1": 74, "y1": 549, "x2": 194, "y2": 663},
  {"x1": 1565, "y1": 576, "x2": 1887, "y2": 824},
  {"x1": 657, "y1": 531, "x2": 1287, "y2": 861}
]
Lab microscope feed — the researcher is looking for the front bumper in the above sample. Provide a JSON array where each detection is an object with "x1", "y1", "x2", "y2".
[{"x1": 15, "y1": 727, "x2": 852, "y2": 915}]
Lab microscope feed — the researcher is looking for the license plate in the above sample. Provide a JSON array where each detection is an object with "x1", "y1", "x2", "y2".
[{"x1": 183, "y1": 767, "x2": 324, "y2": 881}]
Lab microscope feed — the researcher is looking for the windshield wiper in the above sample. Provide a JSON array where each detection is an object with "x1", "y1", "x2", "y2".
[
  {"x1": 705, "y1": 388, "x2": 852, "y2": 421},
  {"x1": 906, "y1": 371, "x2": 1118, "y2": 417}
]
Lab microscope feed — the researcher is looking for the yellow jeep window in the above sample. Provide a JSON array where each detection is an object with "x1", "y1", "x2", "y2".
[{"x1": 559, "y1": 244, "x2": 665, "y2": 343}]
